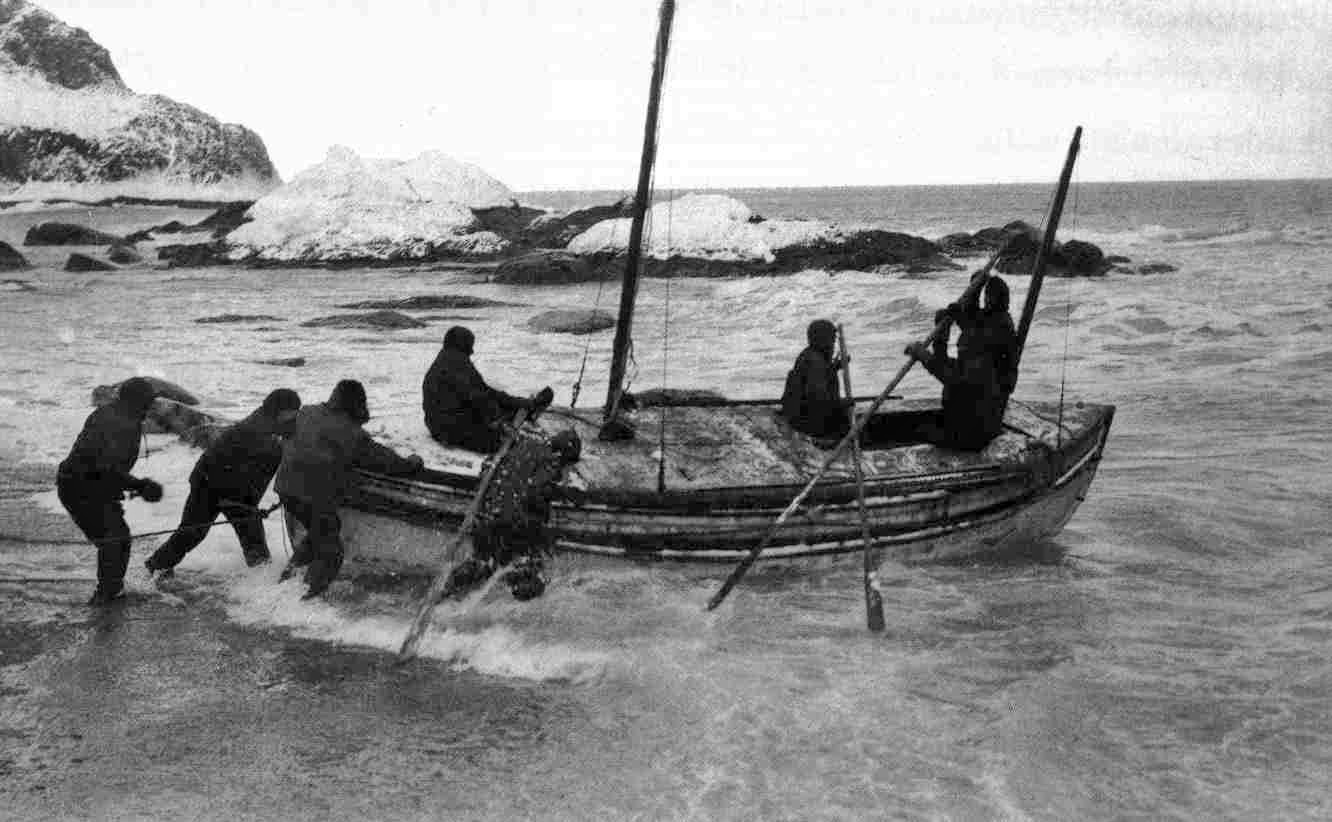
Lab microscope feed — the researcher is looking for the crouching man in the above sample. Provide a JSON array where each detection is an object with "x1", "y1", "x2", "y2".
[
  {"x1": 275, "y1": 380, "x2": 423, "y2": 600},
  {"x1": 445, "y1": 430, "x2": 582, "y2": 601}
]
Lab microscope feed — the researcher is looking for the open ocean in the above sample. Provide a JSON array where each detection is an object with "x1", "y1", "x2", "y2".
[{"x1": 2, "y1": 178, "x2": 1330, "y2": 821}]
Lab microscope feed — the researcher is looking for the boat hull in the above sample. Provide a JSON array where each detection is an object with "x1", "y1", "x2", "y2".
[{"x1": 285, "y1": 401, "x2": 1113, "y2": 577}]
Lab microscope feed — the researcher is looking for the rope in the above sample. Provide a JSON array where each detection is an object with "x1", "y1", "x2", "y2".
[
  {"x1": 1055, "y1": 165, "x2": 1082, "y2": 448},
  {"x1": 17, "y1": 500, "x2": 284, "y2": 548},
  {"x1": 656, "y1": 190, "x2": 674, "y2": 493},
  {"x1": 570, "y1": 215, "x2": 618, "y2": 407}
]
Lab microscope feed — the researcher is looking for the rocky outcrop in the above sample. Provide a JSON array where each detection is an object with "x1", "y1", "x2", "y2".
[
  {"x1": 492, "y1": 250, "x2": 596, "y2": 285},
  {"x1": 23, "y1": 221, "x2": 120, "y2": 245},
  {"x1": 194, "y1": 313, "x2": 283, "y2": 324},
  {"x1": 0, "y1": 239, "x2": 27, "y2": 269},
  {"x1": 92, "y1": 376, "x2": 199, "y2": 406},
  {"x1": 300, "y1": 310, "x2": 427, "y2": 330},
  {"x1": 334, "y1": 295, "x2": 516, "y2": 311},
  {"x1": 64, "y1": 252, "x2": 113, "y2": 272},
  {"x1": 158, "y1": 240, "x2": 227, "y2": 268},
  {"x1": 0, "y1": 1, "x2": 278, "y2": 199},
  {"x1": 253, "y1": 357, "x2": 306, "y2": 368},
  {"x1": 526, "y1": 309, "x2": 616, "y2": 335}
]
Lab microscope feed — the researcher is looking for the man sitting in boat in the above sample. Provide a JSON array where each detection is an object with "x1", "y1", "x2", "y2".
[
  {"x1": 276, "y1": 380, "x2": 424, "y2": 599},
  {"x1": 779, "y1": 319, "x2": 848, "y2": 439},
  {"x1": 966, "y1": 275, "x2": 1019, "y2": 402},
  {"x1": 443, "y1": 429, "x2": 582, "y2": 601},
  {"x1": 422, "y1": 326, "x2": 554, "y2": 453}
]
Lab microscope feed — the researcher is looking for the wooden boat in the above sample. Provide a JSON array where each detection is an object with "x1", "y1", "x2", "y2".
[{"x1": 290, "y1": 0, "x2": 1113, "y2": 580}]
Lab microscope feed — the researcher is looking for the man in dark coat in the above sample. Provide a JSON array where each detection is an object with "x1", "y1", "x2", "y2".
[
  {"x1": 144, "y1": 388, "x2": 302, "y2": 577},
  {"x1": 444, "y1": 429, "x2": 582, "y2": 601},
  {"x1": 422, "y1": 326, "x2": 553, "y2": 453},
  {"x1": 275, "y1": 380, "x2": 423, "y2": 599},
  {"x1": 780, "y1": 319, "x2": 848, "y2": 439},
  {"x1": 56, "y1": 376, "x2": 164, "y2": 605},
  {"x1": 904, "y1": 281, "x2": 1010, "y2": 451}
]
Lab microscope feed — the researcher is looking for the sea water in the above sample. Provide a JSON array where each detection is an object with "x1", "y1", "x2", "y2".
[{"x1": 1, "y1": 179, "x2": 1330, "y2": 820}]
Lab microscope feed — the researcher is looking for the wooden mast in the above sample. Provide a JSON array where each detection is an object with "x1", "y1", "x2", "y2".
[
  {"x1": 603, "y1": 0, "x2": 676, "y2": 432},
  {"x1": 1013, "y1": 126, "x2": 1082, "y2": 367}
]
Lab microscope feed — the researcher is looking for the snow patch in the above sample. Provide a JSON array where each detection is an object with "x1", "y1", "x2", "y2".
[
  {"x1": 566, "y1": 193, "x2": 840, "y2": 262},
  {"x1": 0, "y1": 67, "x2": 141, "y2": 137},
  {"x1": 227, "y1": 146, "x2": 515, "y2": 262}
]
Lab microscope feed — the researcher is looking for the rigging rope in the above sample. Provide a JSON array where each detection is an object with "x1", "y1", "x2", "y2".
[
  {"x1": 570, "y1": 214, "x2": 619, "y2": 407},
  {"x1": 657, "y1": 189, "x2": 674, "y2": 493}
]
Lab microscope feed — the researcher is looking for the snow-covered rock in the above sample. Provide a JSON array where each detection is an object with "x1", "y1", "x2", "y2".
[
  {"x1": 0, "y1": 0, "x2": 278, "y2": 200},
  {"x1": 566, "y1": 193, "x2": 840, "y2": 262},
  {"x1": 225, "y1": 146, "x2": 514, "y2": 264}
]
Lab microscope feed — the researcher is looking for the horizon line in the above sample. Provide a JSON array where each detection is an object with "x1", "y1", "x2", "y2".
[{"x1": 514, "y1": 175, "x2": 1332, "y2": 193}]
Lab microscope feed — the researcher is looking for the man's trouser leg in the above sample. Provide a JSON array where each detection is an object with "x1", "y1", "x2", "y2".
[
  {"x1": 301, "y1": 503, "x2": 344, "y2": 596},
  {"x1": 221, "y1": 494, "x2": 270, "y2": 566},
  {"x1": 146, "y1": 480, "x2": 219, "y2": 571},
  {"x1": 58, "y1": 479, "x2": 132, "y2": 597}
]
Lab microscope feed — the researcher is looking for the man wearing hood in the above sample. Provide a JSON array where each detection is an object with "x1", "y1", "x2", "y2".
[
  {"x1": 57, "y1": 376, "x2": 165, "y2": 605},
  {"x1": 145, "y1": 388, "x2": 302, "y2": 577},
  {"x1": 780, "y1": 319, "x2": 849, "y2": 439},
  {"x1": 275, "y1": 380, "x2": 423, "y2": 599},
  {"x1": 422, "y1": 326, "x2": 553, "y2": 453}
]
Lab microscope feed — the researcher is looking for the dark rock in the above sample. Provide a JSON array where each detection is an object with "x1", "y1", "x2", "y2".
[
  {"x1": 518, "y1": 199, "x2": 634, "y2": 250},
  {"x1": 0, "y1": 240, "x2": 28, "y2": 270},
  {"x1": 746, "y1": 213, "x2": 766, "y2": 224},
  {"x1": 994, "y1": 232, "x2": 1041, "y2": 274},
  {"x1": 143, "y1": 398, "x2": 224, "y2": 438},
  {"x1": 23, "y1": 222, "x2": 121, "y2": 246},
  {"x1": 193, "y1": 201, "x2": 253, "y2": 236},
  {"x1": 253, "y1": 357, "x2": 306, "y2": 368},
  {"x1": 92, "y1": 377, "x2": 199, "y2": 406},
  {"x1": 106, "y1": 242, "x2": 141, "y2": 264},
  {"x1": 937, "y1": 232, "x2": 991, "y2": 256},
  {"x1": 492, "y1": 251, "x2": 596, "y2": 285},
  {"x1": 300, "y1": 310, "x2": 427, "y2": 330},
  {"x1": 1060, "y1": 239, "x2": 1106, "y2": 276},
  {"x1": 1, "y1": 278, "x2": 36, "y2": 291},
  {"x1": 334, "y1": 295, "x2": 517, "y2": 310},
  {"x1": 158, "y1": 241, "x2": 228, "y2": 268},
  {"x1": 1134, "y1": 262, "x2": 1177, "y2": 275},
  {"x1": 152, "y1": 220, "x2": 189, "y2": 234},
  {"x1": 470, "y1": 203, "x2": 549, "y2": 244},
  {"x1": 64, "y1": 252, "x2": 115, "y2": 272},
  {"x1": 526, "y1": 309, "x2": 616, "y2": 335},
  {"x1": 194, "y1": 314, "x2": 283, "y2": 324},
  {"x1": 1105, "y1": 254, "x2": 1131, "y2": 265},
  {"x1": 771, "y1": 229, "x2": 940, "y2": 272}
]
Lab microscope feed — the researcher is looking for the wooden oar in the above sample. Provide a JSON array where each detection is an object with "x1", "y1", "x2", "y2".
[
  {"x1": 396, "y1": 403, "x2": 536, "y2": 662},
  {"x1": 837, "y1": 324, "x2": 885, "y2": 632},
  {"x1": 705, "y1": 257, "x2": 1001, "y2": 612}
]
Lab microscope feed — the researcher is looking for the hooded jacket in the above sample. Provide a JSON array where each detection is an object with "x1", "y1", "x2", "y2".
[
  {"x1": 422, "y1": 347, "x2": 527, "y2": 443},
  {"x1": 57, "y1": 379, "x2": 155, "y2": 499},
  {"x1": 191, "y1": 409, "x2": 292, "y2": 500}
]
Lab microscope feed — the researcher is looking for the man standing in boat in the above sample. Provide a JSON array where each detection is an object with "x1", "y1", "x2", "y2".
[
  {"x1": 144, "y1": 388, "x2": 302, "y2": 578},
  {"x1": 276, "y1": 380, "x2": 423, "y2": 600},
  {"x1": 780, "y1": 319, "x2": 849, "y2": 439},
  {"x1": 422, "y1": 326, "x2": 553, "y2": 453},
  {"x1": 56, "y1": 376, "x2": 165, "y2": 605}
]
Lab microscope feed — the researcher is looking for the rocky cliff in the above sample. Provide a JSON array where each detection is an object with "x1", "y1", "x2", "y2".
[{"x1": 0, "y1": 0, "x2": 279, "y2": 200}]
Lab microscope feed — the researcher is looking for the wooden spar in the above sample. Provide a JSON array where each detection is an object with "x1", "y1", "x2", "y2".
[
  {"x1": 396, "y1": 404, "x2": 535, "y2": 662},
  {"x1": 837, "y1": 325, "x2": 885, "y2": 633},
  {"x1": 1013, "y1": 126, "x2": 1082, "y2": 368},
  {"x1": 603, "y1": 0, "x2": 676, "y2": 426}
]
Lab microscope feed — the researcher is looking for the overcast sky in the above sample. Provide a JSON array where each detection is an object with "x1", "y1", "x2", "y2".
[{"x1": 38, "y1": 0, "x2": 1332, "y2": 190}]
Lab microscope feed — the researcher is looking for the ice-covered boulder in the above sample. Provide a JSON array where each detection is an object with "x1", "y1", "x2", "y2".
[
  {"x1": 567, "y1": 194, "x2": 838, "y2": 263},
  {"x1": 225, "y1": 146, "x2": 514, "y2": 264}
]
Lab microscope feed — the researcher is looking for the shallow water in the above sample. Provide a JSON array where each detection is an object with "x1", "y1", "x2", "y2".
[{"x1": 2, "y1": 181, "x2": 1331, "y2": 820}]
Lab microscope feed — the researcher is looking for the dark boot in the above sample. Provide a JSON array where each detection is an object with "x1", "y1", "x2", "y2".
[
  {"x1": 87, "y1": 581, "x2": 126, "y2": 606},
  {"x1": 502, "y1": 559, "x2": 546, "y2": 602}
]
